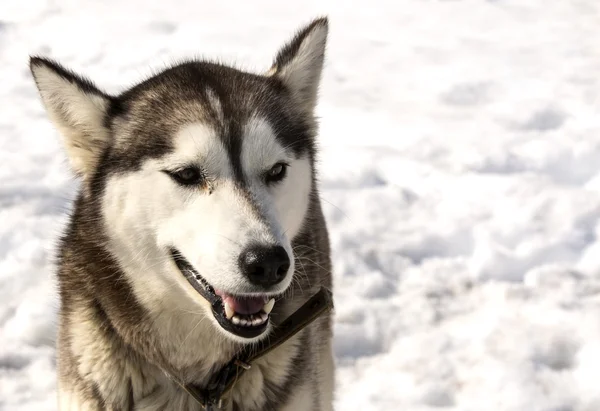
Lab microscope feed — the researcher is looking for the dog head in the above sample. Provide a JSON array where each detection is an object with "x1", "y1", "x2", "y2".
[{"x1": 31, "y1": 18, "x2": 328, "y2": 342}]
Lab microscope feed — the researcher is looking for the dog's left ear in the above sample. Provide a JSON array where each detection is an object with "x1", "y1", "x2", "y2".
[{"x1": 269, "y1": 17, "x2": 328, "y2": 114}]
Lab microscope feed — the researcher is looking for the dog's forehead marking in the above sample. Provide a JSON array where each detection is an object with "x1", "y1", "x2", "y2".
[
  {"x1": 165, "y1": 122, "x2": 231, "y2": 177},
  {"x1": 165, "y1": 117, "x2": 290, "y2": 178},
  {"x1": 241, "y1": 116, "x2": 290, "y2": 173}
]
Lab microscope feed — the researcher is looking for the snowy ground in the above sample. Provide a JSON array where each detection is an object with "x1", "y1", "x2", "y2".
[{"x1": 2, "y1": 0, "x2": 600, "y2": 410}]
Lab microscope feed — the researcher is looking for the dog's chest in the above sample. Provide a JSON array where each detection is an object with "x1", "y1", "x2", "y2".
[
  {"x1": 129, "y1": 367, "x2": 270, "y2": 411},
  {"x1": 124, "y1": 343, "x2": 299, "y2": 411}
]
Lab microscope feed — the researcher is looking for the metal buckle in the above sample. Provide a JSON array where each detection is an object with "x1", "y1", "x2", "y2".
[{"x1": 234, "y1": 359, "x2": 252, "y2": 370}]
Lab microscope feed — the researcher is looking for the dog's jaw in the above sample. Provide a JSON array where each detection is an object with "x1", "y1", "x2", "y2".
[{"x1": 170, "y1": 248, "x2": 282, "y2": 341}]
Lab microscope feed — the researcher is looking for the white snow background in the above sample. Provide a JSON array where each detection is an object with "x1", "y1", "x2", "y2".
[{"x1": 2, "y1": 0, "x2": 600, "y2": 410}]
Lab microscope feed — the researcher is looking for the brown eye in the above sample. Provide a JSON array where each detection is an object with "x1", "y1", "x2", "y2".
[
  {"x1": 266, "y1": 162, "x2": 288, "y2": 184},
  {"x1": 166, "y1": 167, "x2": 204, "y2": 186}
]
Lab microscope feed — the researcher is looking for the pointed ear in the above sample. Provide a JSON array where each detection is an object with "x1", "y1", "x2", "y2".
[
  {"x1": 269, "y1": 18, "x2": 328, "y2": 114},
  {"x1": 30, "y1": 57, "x2": 112, "y2": 179}
]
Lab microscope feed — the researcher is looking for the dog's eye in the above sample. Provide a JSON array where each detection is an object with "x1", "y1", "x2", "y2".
[
  {"x1": 167, "y1": 167, "x2": 204, "y2": 186},
  {"x1": 265, "y1": 162, "x2": 288, "y2": 184}
]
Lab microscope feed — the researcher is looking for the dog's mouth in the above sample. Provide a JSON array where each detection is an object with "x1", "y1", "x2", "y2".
[{"x1": 170, "y1": 248, "x2": 275, "y2": 339}]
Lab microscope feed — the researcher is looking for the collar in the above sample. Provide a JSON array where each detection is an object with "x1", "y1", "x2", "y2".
[{"x1": 166, "y1": 287, "x2": 334, "y2": 410}]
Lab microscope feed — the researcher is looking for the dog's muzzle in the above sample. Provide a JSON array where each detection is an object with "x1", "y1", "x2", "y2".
[{"x1": 170, "y1": 248, "x2": 280, "y2": 339}]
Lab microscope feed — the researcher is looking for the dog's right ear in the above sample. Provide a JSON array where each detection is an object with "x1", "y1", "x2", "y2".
[
  {"x1": 30, "y1": 57, "x2": 112, "y2": 179},
  {"x1": 269, "y1": 18, "x2": 328, "y2": 115}
]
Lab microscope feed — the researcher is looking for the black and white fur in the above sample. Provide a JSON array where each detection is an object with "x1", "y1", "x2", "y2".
[{"x1": 30, "y1": 18, "x2": 333, "y2": 411}]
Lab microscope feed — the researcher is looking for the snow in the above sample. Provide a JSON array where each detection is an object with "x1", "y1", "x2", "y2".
[{"x1": 2, "y1": 0, "x2": 600, "y2": 410}]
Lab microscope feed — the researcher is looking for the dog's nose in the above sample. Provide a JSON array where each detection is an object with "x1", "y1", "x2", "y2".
[{"x1": 238, "y1": 244, "x2": 290, "y2": 287}]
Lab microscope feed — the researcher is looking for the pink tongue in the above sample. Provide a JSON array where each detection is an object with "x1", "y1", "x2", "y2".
[{"x1": 216, "y1": 292, "x2": 266, "y2": 315}]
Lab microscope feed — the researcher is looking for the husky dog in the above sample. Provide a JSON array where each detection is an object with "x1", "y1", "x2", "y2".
[{"x1": 30, "y1": 18, "x2": 333, "y2": 410}]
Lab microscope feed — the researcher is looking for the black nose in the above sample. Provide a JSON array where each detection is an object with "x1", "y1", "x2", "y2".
[{"x1": 239, "y1": 244, "x2": 290, "y2": 287}]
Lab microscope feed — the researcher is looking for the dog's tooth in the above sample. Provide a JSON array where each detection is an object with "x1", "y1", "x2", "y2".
[
  {"x1": 252, "y1": 316, "x2": 263, "y2": 326},
  {"x1": 263, "y1": 298, "x2": 275, "y2": 314},
  {"x1": 260, "y1": 312, "x2": 268, "y2": 323},
  {"x1": 231, "y1": 315, "x2": 241, "y2": 325},
  {"x1": 240, "y1": 318, "x2": 249, "y2": 326},
  {"x1": 224, "y1": 302, "x2": 235, "y2": 319}
]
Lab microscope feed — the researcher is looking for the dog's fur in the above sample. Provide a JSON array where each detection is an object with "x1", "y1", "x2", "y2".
[{"x1": 30, "y1": 18, "x2": 333, "y2": 410}]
